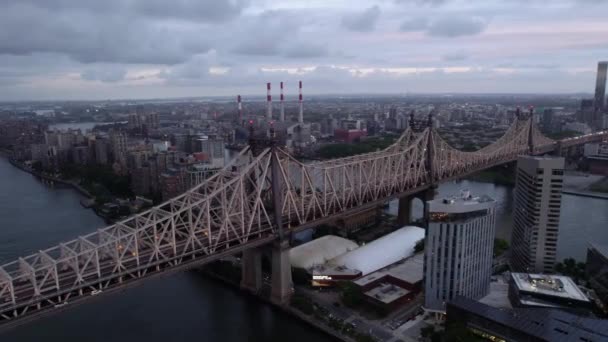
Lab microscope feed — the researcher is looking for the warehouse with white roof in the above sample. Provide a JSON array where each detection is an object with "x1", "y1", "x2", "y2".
[
  {"x1": 289, "y1": 235, "x2": 359, "y2": 270},
  {"x1": 328, "y1": 226, "x2": 425, "y2": 276}
]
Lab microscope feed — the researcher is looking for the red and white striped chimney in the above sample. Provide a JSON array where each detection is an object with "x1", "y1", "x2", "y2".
[
  {"x1": 298, "y1": 80, "x2": 303, "y2": 124},
  {"x1": 266, "y1": 82, "x2": 272, "y2": 121},
  {"x1": 280, "y1": 81, "x2": 285, "y2": 122},
  {"x1": 237, "y1": 95, "x2": 242, "y2": 124}
]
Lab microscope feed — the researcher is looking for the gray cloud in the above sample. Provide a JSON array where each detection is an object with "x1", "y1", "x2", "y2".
[
  {"x1": 81, "y1": 67, "x2": 127, "y2": 82},
  {"x1": 283, "y1": 42, "x2": 329, "y2": 58},
  {"x1": 442, "y1": 52, "x2": 468, "y2": 61},
  {"x1": 231, "y1": 10, "x2": 302, "y2": 56},
  {"x1": 427, "y1": 17, "x2": 487, "y2": 37},
  {"x1": 9, "y1": 0, "x2": 249, "y2": 22},
  {"x1": 341, "y1": 6, "x2": 381, "y2": 32},
  {"x1": 394, "y1": 0, "x2": 447, "y2": 5},
  {"x1": 0, "y1": 4, "x2": 210, "y2": 64},
  {"x1": 0, "y1": 0, "x2": 606, "y2": 100},
  {"x1": 133, "y1": 0, "x2": 248, "y2": 22},
  {"x1": 399, "y1": 17, "x2": 429, "y2": 32}
]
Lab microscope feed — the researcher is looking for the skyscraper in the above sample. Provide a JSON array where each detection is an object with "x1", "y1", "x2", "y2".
[
  {"x1": 595, "y1": 61, "x2": 607, "y2": 111},
  {"x1": 424, "y1": 191, "x2": 496, "y2": 312},
  {"x1": 511, "y1": 156, "x2": 565, "y2": 273}
]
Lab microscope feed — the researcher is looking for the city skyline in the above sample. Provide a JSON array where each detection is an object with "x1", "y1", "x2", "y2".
[{"x1": 0, "y1": 0, "x2": 607, "y2": 101}]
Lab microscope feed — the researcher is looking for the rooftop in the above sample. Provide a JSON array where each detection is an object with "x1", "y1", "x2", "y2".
[
  {"x1": 329, "y1": 226, "x2": 424, "y2": 276},
  {"x1": 289, "y1": 235, "x2": 359, "y2": 270},
  {"x1": 354, "y1": 253, "x2": 424, "y2": 287},
  {"x1": 364, "y1": 283, "x2": 410, "y2": 304},
  {"x1": 450, "y1": 296, "x2": 608, "y2": 342},
  {"x1": 511, "y1": 273, "x2": 589, "y2": 302},
  {"x1": 428, "y1": 190, "x2": 495, "y2": 214}
]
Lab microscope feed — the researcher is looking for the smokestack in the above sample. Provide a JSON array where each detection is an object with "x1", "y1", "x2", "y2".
[
  {"x1": 266, "y1": 82, "x2": 272, "y2": 121},
  {"x1": 280, "y1": 82, "x2": 285, "y2": 122},
  {"x1": 237, "y1": 95, "x2": 242, "y2": 124},
  {"x1": 298, "y1": 80, "x2": 303, "y2": 124}
]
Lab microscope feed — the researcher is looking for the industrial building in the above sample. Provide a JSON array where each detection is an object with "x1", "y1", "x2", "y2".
[
  {"x1": 289, "y1": 226, "x2": 425, "y2": 297},
  {"x1": 424, "y1": 191, "x2": 497, "y2": 313},
  {"x1": 511, "y1": 156, "x2": 564, "y2": 273},
  {"x1": 508, "y1": 272, "x2": 591, "y2": 311},
  {"x1": 447, "y1": 296, "x2": 608, "y2": 342},
  {"x1": 354, "y1": 253, "x2": 424, "y2": 311},
  {"x1": 289, "y1": 235, "x2": 359, "y2": 270}
]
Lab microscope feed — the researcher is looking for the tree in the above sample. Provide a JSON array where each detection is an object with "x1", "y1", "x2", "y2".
[
  {"x1": 555, "y1": 257, "x2": 587, "y2": 283},
  {"x1": 494, "y1": 239, "x2": 509, "y2": 257},
  {"x1": 31, "y1": 161, "x2": 43, "y2": 172},
  {"x1": 338, "y1": 282, "x2": 364, "y2": 308}
]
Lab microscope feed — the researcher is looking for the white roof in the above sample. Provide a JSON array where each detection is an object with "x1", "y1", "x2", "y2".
[
  {"x1": 511, "y1": 273, "x2": 589, "y2": 302},
  {"x1": 354, "y1": 253, "x2": 424, "y2": 287},
  {"x1": 289, "y1": 235, "x2": 358, "y2": 269},
  {"x1": 329, "y1": 226, "x2": 425, "y2": 276}
]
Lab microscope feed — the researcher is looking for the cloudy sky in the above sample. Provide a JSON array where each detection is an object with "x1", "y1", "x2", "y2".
[{"x1": 0, "y1": 0, "x2": 607, "y2": 101}]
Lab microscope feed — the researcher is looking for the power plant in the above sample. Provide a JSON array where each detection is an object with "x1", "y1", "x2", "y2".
[{"x1": 234, "y1": 81, "x2": 314, "y2": 152}]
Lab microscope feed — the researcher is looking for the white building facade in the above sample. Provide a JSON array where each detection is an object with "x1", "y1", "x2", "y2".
[{"x1": 424, "y1": 192, "x2": 497, "y2": 312}]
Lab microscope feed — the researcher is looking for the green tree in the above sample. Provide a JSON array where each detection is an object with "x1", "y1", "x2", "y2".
[
  {"x1": 338, "y1": 282, "x2": 364, "y2": 308},
  {"x1": 31, "y1": 161, "x2": 43, "y2": 172},
  {"x1": 555, "y1": 257, "x2": 587, "y2": 282},
  {"x1": 494, "y1": 238, "x2": 509, "y2": 257}
]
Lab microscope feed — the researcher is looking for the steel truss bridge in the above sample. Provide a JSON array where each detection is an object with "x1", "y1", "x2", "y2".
[{"x1": 0, "y1": 115, "x2": 606, "y2": 329}]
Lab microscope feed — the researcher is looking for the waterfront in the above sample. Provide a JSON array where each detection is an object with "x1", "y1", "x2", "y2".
[
  {"x1": 386, "y1": 179, "x2": 608, "y2": 261},
  {"x1": 0, "y1": 157, "x2": 335, "y2": 342},
  {"x1": 1, "y1": 156, "x2": 608, "y2": 341}
]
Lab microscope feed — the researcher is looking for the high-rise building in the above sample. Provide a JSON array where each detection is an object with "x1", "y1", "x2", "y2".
[
  {"x1": 511, "y1": 156, "x2": 564, "y2": 273},
  {"x1": 595, "y1": 61, "x2": 607, "y2": 111},
  {"x1": 424, "y1": 191, "x2": 497, "y2": 312},
  {"x1": 93, "y1": 138, "x2": 109, "y2": 165},
  {"x1": 542, "y1": 108, "x2": 554, "y2": 133},
  {"x1": 109, "y1": 130, "x2": 127, "y2": 165}
]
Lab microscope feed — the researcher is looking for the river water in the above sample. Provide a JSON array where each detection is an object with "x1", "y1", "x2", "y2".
[{"x1": 1, "y1": 156, "x2": 607, "y2": 341}]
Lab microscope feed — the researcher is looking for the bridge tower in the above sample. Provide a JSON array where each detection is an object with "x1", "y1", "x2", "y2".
[
  {"x1": 397, "y1": 113, "x2": 437, "y2": 227},
  {"x1": 241, "y1": 126, "x2": 293, "y2": 303},
  {"x1": 528, "y1": 107, "x2": 535, "y2": 155},
  {"x1": 268, "y1": 127, "x2": 293, "y2": 304}
]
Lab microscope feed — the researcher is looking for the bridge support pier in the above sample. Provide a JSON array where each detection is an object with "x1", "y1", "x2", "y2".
[
  {"x1": 240, "y1": 248, "x2": 263, "y2": 294},
  {"x1": 270, "y1": 240, "x2": 293, "y2": 305},
  {"x1": 397, "y1": 196, "x2": 413, "y2": 226},
  {"x1": 420, "y1": 187, "x2": 436, "y2": 228}
]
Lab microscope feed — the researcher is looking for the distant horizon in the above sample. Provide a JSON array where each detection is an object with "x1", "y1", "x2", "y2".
[{"x1": 0, "y1": 91, "x2": 598, "y2": 105}]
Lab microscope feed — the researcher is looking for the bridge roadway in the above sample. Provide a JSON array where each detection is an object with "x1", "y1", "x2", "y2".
[{"x1": 0, "y1": 117, "x2": 606, "y2": 331}]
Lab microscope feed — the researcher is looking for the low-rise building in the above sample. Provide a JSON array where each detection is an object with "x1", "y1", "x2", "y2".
[
  {"x1": 447, "y1": 296, "x2": 608, "y2": 342},
  {"x1": 508, "y1": 272, "x2": 592, "y2": 312},
  {"x1": 354, "y1": 253, "x2": 424, "y2": 311}
]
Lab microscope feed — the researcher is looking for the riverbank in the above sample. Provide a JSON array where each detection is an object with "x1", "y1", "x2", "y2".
[
  {"x1": 1, "y1": 156, "x2": 127, "y2": 223},
  {"x1": 563, "y1": 172, "x2": 608, "y2": 200},
  {"x1": 7, "y1": 158, "x2": 94, "y2": 199},
  {"x1": 199, "y1": 268, "x2": 351, "y2": 342}
]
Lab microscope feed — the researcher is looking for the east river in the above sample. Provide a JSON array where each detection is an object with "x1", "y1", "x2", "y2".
[{"x1": 1, "y1": 155, "x2": 607, "y2": 341}]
